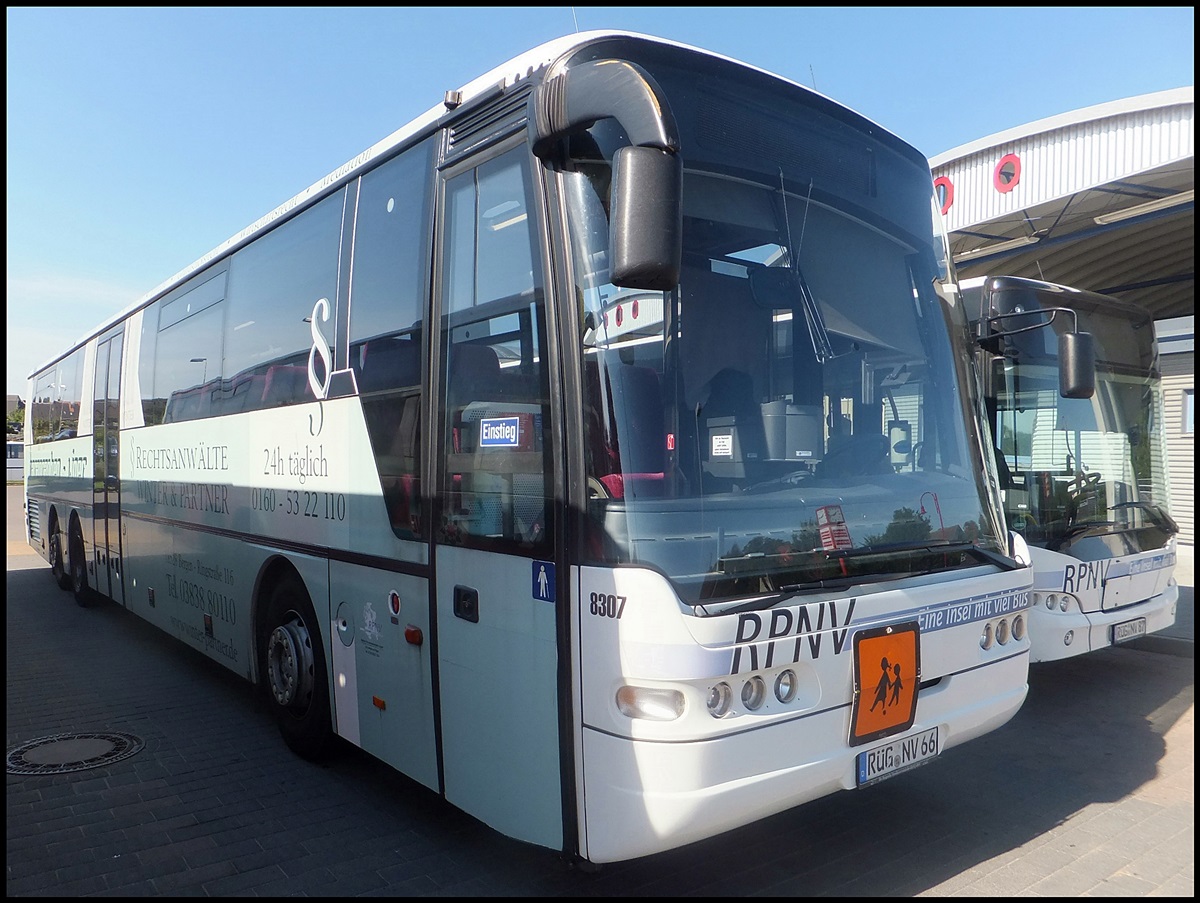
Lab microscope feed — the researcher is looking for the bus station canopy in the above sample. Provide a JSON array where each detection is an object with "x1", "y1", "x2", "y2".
[{"x1": 930, "y1": 87, "x2": 1194, "y2": 322}]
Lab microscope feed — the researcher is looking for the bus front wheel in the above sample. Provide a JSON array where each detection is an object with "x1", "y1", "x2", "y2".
[{"x1": 261, "y1": 573, "x2": 336, "y2": 761}]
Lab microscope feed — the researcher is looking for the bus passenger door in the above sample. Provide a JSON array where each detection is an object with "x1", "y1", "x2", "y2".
[
  {"x1": 431, "y1": 143, "x2": 564, "y2": 852},
  {"x1": 92, "y1": 330, "x2": 125, "y2": 605}
]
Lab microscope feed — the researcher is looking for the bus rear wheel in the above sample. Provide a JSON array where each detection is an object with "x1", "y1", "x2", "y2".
[
  {"x1": 49, "y1": 517, "x2": 71, "y2": 590},
  {"x1": 261, "y1": 573, "x2": 336, "y2": 761},
  {"x1": 69, "y1": 523, "x2": 94, "y2": 607}
]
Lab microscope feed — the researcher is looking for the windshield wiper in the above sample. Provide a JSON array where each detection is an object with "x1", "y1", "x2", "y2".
[
  {"x1": 1109, "y1": 501, "x2": 1180, "y2": 532},
  {"x1": 775, "y1": 571, "x2": 910, "y2": 596},
  {"x1": 710, "y1": 571, "x2": 914, "y2": 616},
  {"x1": 777, "y1": 171, "x2": 836, "y2": 363},
  {"x1": 1048, "y1": 520, "x2": 1118, "y2": 551},
  {"x1": 795, "y1": 266, "x2": 836, "y2": 363},
  {"x1": 828, "y1": 540, "x2": 1020, "y2": 570},
  {"x1": 708, "y1": 539, "x2": 1018, "y2": 614},
  {"x1": 1064, "y1": 520, "x2": 1117, "y2": 537}
]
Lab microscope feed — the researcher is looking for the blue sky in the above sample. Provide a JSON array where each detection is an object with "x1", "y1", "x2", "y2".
[{"x1": 6, "y1": 6, "x2": 1194, "y2": 398}]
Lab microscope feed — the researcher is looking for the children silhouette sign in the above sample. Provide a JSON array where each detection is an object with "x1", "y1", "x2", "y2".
[{"x1": 851, "y1": 622, "x2": 920, "y2": 745}]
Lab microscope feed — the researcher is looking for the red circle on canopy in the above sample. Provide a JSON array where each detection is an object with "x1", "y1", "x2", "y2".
[{"x1": 993, "y1": 154, "x2": 1021, "y2": 193}]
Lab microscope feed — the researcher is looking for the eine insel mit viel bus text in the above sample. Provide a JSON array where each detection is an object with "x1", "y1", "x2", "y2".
[{"x1": 22, "y1": 30, "x2": 1093, "y2": 866}]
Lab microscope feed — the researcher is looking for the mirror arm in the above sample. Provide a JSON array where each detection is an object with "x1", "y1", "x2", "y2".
[{"x1": 976, "y1": 306, "x2": 1081, "y2": 345}]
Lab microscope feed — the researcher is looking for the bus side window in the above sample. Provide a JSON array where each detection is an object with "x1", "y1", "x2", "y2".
[
  {"x1": 356, "y1": 336, "x2": 424, "y2": 539},
  {"x1": 444, "y1": 342, "x2": 508, "y2": 539},
  {"x1": 261, "y1": 365, "x2": 313, "y2": 408},
  {"x1": 436, "y1": 145, "x2": 550, "y2": 552},
  {"x1": 447, "y1": 344, "x2": 502, "y2": 449},
  {"x1": 345, "y1": 137, "x2": 436, "y2": 546},
  {"x1": 226, "y1": 372, "x2": 268, "y2": 414},
  {"x1": 439, "y1": 327, "x2": 548, "y2": 547}
]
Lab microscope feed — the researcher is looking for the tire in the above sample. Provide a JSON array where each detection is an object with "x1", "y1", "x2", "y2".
[
  {"x1": 260, "y1": 572, "x2": 336, "y2": 761},
  {"x1": 68, "y1": 523, "x2": 95, "y2": 608},
  {"x1": 49, "y1": 517, "x2": 71, "y2": 590}
]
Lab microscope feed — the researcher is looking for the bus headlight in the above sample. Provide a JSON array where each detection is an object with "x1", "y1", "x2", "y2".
[
  {"x1": 615, "y1": 686, "x2": 685, "y2": 721},
  {"x1": 980, "y1": 623, "x2": 994, "y2": 650},
  {"x1": 1046, "y1": 594, "x2": 1057, "y2": 610},
  {"x1": 774, "y1": 670, "x2": 798, "y2": 704},
  {"x1": 707, "y1": 682, "x2": 733, "y2": 718},
  {"x1": 741, "y1": 676, "x2": 766, "y2": 711},
  {"x1": 1012, "y1": 614, "x2": 1026, "y2": 641},
  {"x1": 996, "y1": 618, "x2": 1011, "y2": 645}
]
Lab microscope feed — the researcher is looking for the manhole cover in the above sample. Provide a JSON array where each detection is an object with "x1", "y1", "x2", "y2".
[{"x1": 7, "y1": 732, "x2": 145, "y2": 775}]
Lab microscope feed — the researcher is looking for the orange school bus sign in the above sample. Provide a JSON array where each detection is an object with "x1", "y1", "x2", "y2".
[{"x1": 850, "y1": 621, "x2": 921, "y2": 746}]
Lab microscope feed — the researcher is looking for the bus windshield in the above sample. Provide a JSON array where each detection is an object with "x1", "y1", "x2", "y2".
[
  {"x1": 562, "y1": 46, "x2": 1006, "y2": 607},
  {"x1": 988, "y1": 288, "x2": 1175, "y2": 555}
]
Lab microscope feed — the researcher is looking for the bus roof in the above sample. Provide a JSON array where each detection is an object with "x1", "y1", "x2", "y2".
[
  {"x1": 30, "y1": 29, "x2": 906, "y2": 379},
  {"x1": 963, "y1": 274, "x2": 1151, "y2": 322}
]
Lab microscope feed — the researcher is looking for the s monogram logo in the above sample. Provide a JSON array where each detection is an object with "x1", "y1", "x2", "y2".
[{"x1": 307, "y1": 297, "x2": 332, "y2": 400}]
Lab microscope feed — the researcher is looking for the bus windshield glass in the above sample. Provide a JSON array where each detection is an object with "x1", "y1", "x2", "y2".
[
  {"x1": 561, "y1": 43, "x2": 1006, "y2": 608},
  {"x1": 988, "y1": 290, "x2": 1174, "y2": 553}
]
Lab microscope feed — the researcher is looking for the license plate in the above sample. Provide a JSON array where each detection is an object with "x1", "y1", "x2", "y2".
[
  {"x1": 856, "y1": 726, "x2": 939, "y2": 787},
  {"x1": 1112, "y1": 617, "x2": 1147, "y2": 644}
]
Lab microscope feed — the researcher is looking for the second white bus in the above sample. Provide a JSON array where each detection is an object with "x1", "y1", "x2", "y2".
[{"x1": 967, "y1": 275, "x2": 1178, "y2": 661}]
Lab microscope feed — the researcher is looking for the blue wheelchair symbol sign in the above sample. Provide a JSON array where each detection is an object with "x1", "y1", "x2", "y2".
[{"x1": 532, "y1": 560, "x2": 555, "y2": 603}]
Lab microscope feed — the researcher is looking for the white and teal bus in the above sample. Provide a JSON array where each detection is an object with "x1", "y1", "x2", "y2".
[
  {"x1": 25, "y1": 31, "x2": 1062, "y2": 866},
  {"x1": 967, "y1": 275, "x2": 1178, "y2": 662}
]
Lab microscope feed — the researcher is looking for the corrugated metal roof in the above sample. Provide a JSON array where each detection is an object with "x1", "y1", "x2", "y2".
[{"x1": 931, "y1": 88, "x2": 1194, "y2": 321}]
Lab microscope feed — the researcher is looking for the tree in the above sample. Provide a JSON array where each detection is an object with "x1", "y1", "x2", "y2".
[
  {"x1": 6, "y1": 401, "x2": 24, "y2": 435},
  {"x1": 861, "y1": 506, "x2": 932, "y2": 547}
]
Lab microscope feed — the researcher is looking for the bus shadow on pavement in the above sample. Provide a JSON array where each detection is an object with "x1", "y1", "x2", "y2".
[{"x1": 6, "y1": 564, "x2": 1192, "y2": 896}]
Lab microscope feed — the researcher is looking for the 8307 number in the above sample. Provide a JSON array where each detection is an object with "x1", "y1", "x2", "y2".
[{"x1": 589, "y1": 592, "x2": 627, "y2": 619}]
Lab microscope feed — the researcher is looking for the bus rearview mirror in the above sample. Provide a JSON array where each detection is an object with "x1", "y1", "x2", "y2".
[
  {"x1": 1059, "y1": 331, "x2": 1095, "y2": 399},
  {"x1": 609, "y1": 145, "x2": 682, "y2": 291}
]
